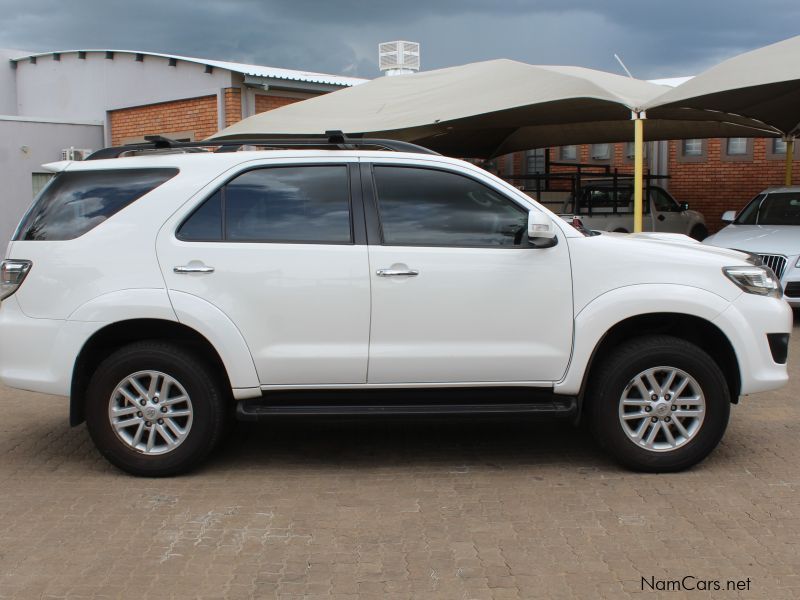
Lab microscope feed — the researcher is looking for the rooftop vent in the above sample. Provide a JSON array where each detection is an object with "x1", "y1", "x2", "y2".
[{"x1": 379, "y1": 41, "x2": 420, "y2": 76}]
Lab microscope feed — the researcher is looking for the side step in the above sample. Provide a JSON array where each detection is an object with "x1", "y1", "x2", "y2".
[{"x1": 236, "y1": 387, "x2": 577, "y2": 420}]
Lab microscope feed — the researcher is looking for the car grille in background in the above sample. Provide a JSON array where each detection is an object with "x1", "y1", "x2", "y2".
[
  {"x1": 785, "y1": 282, "x2": 800, "y2": 298},
  {"x1": 757, "y1": 254, "x2": 787, "y2": 279}
]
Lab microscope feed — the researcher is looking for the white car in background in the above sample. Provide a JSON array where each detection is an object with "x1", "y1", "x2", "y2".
[{"x1": 704, "y1": 186, "x2": 800, "y2": 307}]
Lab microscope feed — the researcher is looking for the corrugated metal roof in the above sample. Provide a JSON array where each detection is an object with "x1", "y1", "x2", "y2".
[{"x1": 10, "y1": 49, "x2": 368, "y2": 87}]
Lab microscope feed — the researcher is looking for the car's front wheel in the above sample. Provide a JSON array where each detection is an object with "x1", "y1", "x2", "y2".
[
  {"x1": 588, "y1": 336, "x2": 730, "y2": 472},
  {"x1": 85, "y1": 341, "x2": 227, "y2": 476}
]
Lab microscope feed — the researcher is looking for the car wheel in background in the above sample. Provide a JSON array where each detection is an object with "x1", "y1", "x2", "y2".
[{"x1": 689, "y1": 224, "x2": 709, "y2": 241}]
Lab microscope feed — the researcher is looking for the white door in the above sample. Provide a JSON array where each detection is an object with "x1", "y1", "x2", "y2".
[
  {"x1": 157, "y1": 160, "x2": 370, "y2": 385},
  {"x1": 650, "y1": 187, "x2": 688, "y2": 233},
  {"x1": 364, "y1": 163, "x2": 574, "y2": 384}
]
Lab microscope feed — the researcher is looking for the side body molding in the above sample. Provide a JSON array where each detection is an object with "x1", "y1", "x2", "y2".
[
  {"x1": 168, "y1": 290, "x2": 261, "y2": 397},
  {"x1": 555, "y1": 284, "x2": 733, "y2": 396}
]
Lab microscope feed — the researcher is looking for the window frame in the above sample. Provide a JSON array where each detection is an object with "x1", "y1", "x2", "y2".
[
  {"x1": 721, "y1": 137, "x2": 753, "y2": 162},
  {"x1": 175, "y1": 162, "x2": 362, "y2": 245},
  {"x1": 364, "y1": 163, "x2": 536, "y2": 250},
  {"x1": 677, "y1": 138, "x2": 707, "y2": 163}
]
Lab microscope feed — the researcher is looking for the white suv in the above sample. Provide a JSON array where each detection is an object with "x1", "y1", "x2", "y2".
[{"x1": 0, "y1": 136, "x2": 792, "y2": 476}]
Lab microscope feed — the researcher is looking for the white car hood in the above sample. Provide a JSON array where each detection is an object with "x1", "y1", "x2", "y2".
[
  {"x1": 704, "y1": 225, "x2": 800, "y2": 256},
  {"x1": 599, "y1": 231, "x2": 752, "y2": 263}
]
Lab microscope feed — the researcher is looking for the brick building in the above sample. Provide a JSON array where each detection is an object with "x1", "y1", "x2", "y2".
[
  {"x1": 0, "y1": 49, "x2": 366, "y2": 244},
  {"x1": 495, "y1": 137, "x2": 799, "y2": 233}
]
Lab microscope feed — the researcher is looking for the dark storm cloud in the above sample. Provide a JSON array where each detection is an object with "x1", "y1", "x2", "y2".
[{"x1": 0, "y1": 0, "x2": 798, "y2": 78}]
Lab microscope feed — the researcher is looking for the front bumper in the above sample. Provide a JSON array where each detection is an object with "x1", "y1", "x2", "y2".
[{"x1": 713, "y1": 293, "x2": 793, "y2": 396}]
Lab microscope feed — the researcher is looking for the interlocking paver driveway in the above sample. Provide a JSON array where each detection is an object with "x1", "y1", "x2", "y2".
[{"x1": 1, "y1": 319, "x2": 798, "y2": 599}]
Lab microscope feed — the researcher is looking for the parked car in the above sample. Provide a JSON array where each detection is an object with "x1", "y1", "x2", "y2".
[
  {"x1": 704, "y1": 186, "x2": 800, "y2": 307},
  {"x1": 560, "y1": 183, "x2": 708, "y2": 240},
  {"x1": 0, "y1": 137, "x2": 791, "y2": 476}
]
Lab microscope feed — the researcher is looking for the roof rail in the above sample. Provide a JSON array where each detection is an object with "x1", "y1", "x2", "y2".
[{"x1": 85, "y1": 131, "x2": 439, "y2": 160}]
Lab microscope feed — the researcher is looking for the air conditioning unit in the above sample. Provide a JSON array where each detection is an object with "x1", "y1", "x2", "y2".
[
  {"x1": 61, "y1": 147, "x2": 93, "y2": 161},
  {"x1": 379, "y1": 41, "x2": 420, "y2": 76}
]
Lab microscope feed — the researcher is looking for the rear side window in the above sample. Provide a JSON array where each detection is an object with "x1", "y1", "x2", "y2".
[
  {"x1": 14, "y1": 169, "x2": 177, "y2": 241},
  {"x1": 178, "y1": 165, "x2": 352, "y2": 243}
]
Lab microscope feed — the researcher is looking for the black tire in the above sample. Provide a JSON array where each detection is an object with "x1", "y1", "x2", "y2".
[
  {"x1": 689, "y1": 224, "x2": 709, "y2": 241},
  {"x1": 587, "y1": 335, "x2": 730, "y2": 472},
  {"x1": 613, "y1": 228, "x2": 629, "y2": 233},
  {"x1": 85, "y1": 341, "x2": 228, "y2": 476}
]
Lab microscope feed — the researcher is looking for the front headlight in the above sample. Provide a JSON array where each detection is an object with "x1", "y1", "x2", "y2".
[{"x1": 723, "y1": 266, "x2": 782, "y2": 297}]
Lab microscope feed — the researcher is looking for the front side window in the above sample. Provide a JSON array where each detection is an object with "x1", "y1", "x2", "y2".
[
  {"x1": 178, "y1": 165, "x2": 352, "y2": 243},
  {"x1": 373, "y1": 166, "x2": 528, "y2": 247},
  {"x1": 15, "y1": 168, "x2": 177, "y2": 241},
  {"x1": 650, "y1": 188, "x2": 680, "y2": 212}
]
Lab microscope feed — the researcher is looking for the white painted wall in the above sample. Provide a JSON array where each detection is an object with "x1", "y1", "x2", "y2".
[
  {"x1": 13, "y1": 51, "x2": 235, "y2": 122},
  {"x1": 0, "y1": 118, "x2": 103, "y2": 248},
  {"x1": 0, "y1": 49, "x2": 22, "y2": 114}
]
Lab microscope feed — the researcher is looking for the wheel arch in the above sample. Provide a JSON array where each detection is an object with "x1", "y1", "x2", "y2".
[
  {"x1": 575, "y1": 313, "x2": 741, "y2": 415},
  {"x1": 70, "y1": 319, "x2": 233, "y2": 426}
]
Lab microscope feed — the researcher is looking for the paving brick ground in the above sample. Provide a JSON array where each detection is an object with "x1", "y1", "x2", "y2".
[{"x1": 1, "y1": 319, "x2": 798, "y2": 599}]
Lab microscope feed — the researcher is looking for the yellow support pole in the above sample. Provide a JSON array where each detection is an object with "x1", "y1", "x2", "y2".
[
  {"x1": 633, "y1": 114, "x2": 644, "y2": 233},
  {"x1": 785, "y1": 138, "x2": 794, "y2": 186}
]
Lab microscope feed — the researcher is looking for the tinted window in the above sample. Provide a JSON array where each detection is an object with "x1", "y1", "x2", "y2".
[
  {"x1": 178, "y1": 166, "x2": 351, "y2": 243},
  {"x1": 651, "y1": 188, "x2": 679, "y2": 212},
  {"x1": 15, "y1": 169, "x2": 177, "y2": 241},
  {"x1": 736, "y1": 193, "x2": 800, "y2": 225},
  {"x1": 177, "y1": 191, "x2": 222, "y2": 241},
  {"x1": 373, "y1": 167, "x2": 528, "y2": 247}
]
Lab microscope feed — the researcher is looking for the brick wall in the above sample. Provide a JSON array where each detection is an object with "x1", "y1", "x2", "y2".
[
  {"x1": 255, "y1": 94, "x2": 303, "y2": 114},
  {"x1": 667, "y1": 138, "x2": 798, "y2": 232},
  {"x1": 223, "y1": 87, "x2": 242, "y2": 127},
  {"x1": 110, "y1": 95, "x2": 218, "y2": 145}
]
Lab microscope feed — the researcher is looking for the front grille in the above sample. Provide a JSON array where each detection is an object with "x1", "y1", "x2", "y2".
[
  {"x1": 757, "y1": 254, "x2": 787, "y2": 279},
  {"x1": 785, "y1": 282, "x2": 800, "y2": 298}
]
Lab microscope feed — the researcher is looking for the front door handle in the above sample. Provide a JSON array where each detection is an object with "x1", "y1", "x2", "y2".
[
  {"x1": 657, "y1": 214, "x2": 666, "y2": 221},
  {"x1": 174, "y1": 264, "x2": 215, "y2": 274},
  {"x1": 376, "y1": 268, "x2": 419, "y2": 277}
]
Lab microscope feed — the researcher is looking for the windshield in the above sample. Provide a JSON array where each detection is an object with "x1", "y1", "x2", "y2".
[{"x1": 735, "y1": 192, "x2": 800, "y2": 226}]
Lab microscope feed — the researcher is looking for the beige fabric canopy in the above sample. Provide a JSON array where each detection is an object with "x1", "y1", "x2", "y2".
[
  {"x1": 211, "y1": 59, "x2": 776, "y2": 158},
  {"x1": 646, "y1": 35, "x2": 800, "y2": 136}
]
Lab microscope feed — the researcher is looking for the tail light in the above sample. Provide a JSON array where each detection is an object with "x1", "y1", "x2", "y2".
[{"x1": 0, "y1": 260, "x2": 32, "y2": 301}]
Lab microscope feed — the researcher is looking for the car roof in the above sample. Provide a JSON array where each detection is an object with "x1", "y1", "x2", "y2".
[{"x1": 760, "y1": 185, "x2": 800, "y2": 194}]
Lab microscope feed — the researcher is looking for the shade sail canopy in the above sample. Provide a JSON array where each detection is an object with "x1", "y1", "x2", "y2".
[
  {"x1": 646, "y1": 35, "x2": 800, "y2": 136},
  {"x1": 211, "y1": 59, "x2": 776, "y2": 157}
]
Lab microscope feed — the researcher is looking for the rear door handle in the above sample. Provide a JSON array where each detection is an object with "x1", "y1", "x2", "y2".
[
  {"x1": 174, "y1": 264, "x2": 215, "y2": 274},
  {"x1": 376, "y1": 268, "x2": 419, "y2": 277}
]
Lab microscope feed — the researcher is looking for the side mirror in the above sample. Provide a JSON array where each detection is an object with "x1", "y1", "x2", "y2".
[
  {"x1": 721, "y1": 210, "x2": 736, "y2": 223},
  {"x1": 680, "y1": 202, "x2": 690, "y2": 211},
  {"x1": 528, "y1": 211, "x2": 558, "y2": 248}
]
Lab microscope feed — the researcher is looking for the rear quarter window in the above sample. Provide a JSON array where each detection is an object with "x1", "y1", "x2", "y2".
[{"x1": 14, "y1": 168, "x2": 177, "y2": 241}]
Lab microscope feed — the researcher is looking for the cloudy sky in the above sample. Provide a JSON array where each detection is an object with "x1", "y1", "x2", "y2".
[{"x1": 1, "y1": 0, "x2": 798, "y2": 79}]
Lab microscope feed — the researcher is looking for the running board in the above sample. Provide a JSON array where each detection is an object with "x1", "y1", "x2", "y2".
[{"x1": 235, "y1": 388, "x2": 577, "y2": 420}]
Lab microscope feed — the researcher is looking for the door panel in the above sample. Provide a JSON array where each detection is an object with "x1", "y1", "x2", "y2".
[
  {"x1": 157, "y1": 161, "x2": 371, "y2": 386},
  {"x1": 650, "y1": 187, "x2": 686, "y2": 233},
  {"x1": 364, "y1": 163, "x2": 573, "y2": 384}
]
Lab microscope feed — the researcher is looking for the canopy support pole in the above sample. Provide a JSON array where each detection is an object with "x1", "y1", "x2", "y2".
[
  {"x1": 632, "y1": 111, "x2": 645, "y2": 233},
  {"x1": 785, "y1": 137, "x2": 794, "y2": 186}
]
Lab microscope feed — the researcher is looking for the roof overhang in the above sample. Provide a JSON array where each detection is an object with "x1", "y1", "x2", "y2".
[{"x1": 242, "y1": 74, "x2": 344, "y2": 94}]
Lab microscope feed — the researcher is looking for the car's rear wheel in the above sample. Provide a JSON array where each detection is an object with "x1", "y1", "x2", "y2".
[
  {"x1": 587, "y1": 335, "x2": 730, "y2": 472},
  {"x1": 85, "y1": 341, "x2": 227, "y2": 476},
  {"x1": 689, "y1": 224, "x2": 709, "y2": 241}
]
